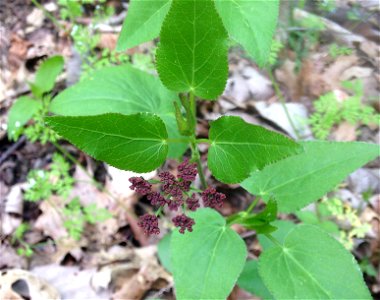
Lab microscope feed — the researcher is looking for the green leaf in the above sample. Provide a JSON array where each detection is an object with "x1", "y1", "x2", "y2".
[
  {"x1": 259, "y1": 225, "x2": 371, "y2": 299},
  {"x1": 214, "y1": 0, "x2": 279, "y2": 67},
  {"x1": 237, "y1": 260, "x2": 273, "y2": 299},
  {"x1": 116, "y1": 0, "x2": 171, "y2": 51},
  {"x1": 295, "y1": 211, "x2": 340, "y2": 234},
  {"x1": 46, "y1": 113, "x2": 168, "y2": 172},
  {"x1": 158, "y1": 233, "x2": 172, "y2": 273},
  {"x1": 258, "y1": 220, "x2": 296, "y2": 251},
  {"x1": 232, "y1": 199, "x2": 278, "y2": 234},
  {"x1": 31, "y1": 56, "x2": 64, "y2": 97},
  {"x1": 208, "y1": 116, "x2": 303, "y2": 183},
  {"x1": 171, "y1": 208, "x2": 247, "y2": 300},
  {"x1": 242, "y1": 141, "x2": 380, "y2": 212},
  {"x1": 50, "y1": 65, "x2": 187, "y2": 158},
  {"x1": 7, "y1": 96, "x2": 41, "y2": 140},
  {"x1": 156, "y1": 0, "x2": 228, "y2": 99}
]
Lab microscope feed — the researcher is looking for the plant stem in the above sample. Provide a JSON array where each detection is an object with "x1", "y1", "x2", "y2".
[
  {"x1": 246, "y1": 197, "x2": 260, "y2": 214},
  {"x1": 31, "y1": 0, "x2": 65, "y2": 31},
  {"x1": 52, "y1": 141, "x2": 102, "y2": 190},
  {"x1": 195, "y1": 138, "x2": 210, "y2": 144},
  {"x1": 196, "y1": 155, "x2": 207, "y2": 189},
  {"x1": 267, "y1": 68, "x2": 301, "y2": 140},
  {"x1": 155, "y1": 206, "x2": 163, "y2": 216},
  {"x1": 264, "y1": 233, "x2": 282, "y2": 247},
  {"x1": 187, "y1": 91, "x2": 207, "y2": 189}
]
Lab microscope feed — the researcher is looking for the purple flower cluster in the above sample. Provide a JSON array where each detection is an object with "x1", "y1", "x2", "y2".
[
  {"x1": 177, "y1": 158, "x2": 197, "y2": 182},
  {"x1": 129, "y1": 177, "x2": 152, "y2": 195},
  {"x1": 172, "y1": 214, "x2": 195, "y2": 234},
  {"x1": 130, "y1": 158, "x2": 226, "y2": 235},
  {"x1": 201, "y1": 187, "x2": 226, "y2": 209},
  {"x1": 138, "y1": 214, "x2": 160, "y2": 235}
]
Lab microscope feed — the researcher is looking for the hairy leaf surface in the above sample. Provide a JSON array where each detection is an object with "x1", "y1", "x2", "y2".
[
  {"x1": 50, "y1": 65, "x2": 186, "y2": 158},
  {"x1": 208, "y1": 116, "x2": 302, "y2": 183},
  {"x1": 242, "y1": 141, "x2": 380, "y2": 212},
  {"x1": 171, "y1": 208, "x2": 246, "y2": 300},
  {"x1": 46, "y1": 113, "x2": 168, "y2": 172},
  {"x1": 259, "y1": 225, "x2": 371, "y2": 299},
  {"x1": 215, "y1": 0, "x2": 279, "y2": 66},
  {"x1": 156, "y1": 0, "x2": 228, "y2": 99},
  {"x1": 116, "y1": 0, "x2": 171, "y2": 50}
]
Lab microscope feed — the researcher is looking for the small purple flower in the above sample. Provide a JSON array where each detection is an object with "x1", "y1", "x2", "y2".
[
  {"x1": 178, "y1": 180, "x2": 191, "y2": 192},
  {"x1": 159, "y1": 171, "x2": 183, "y2": 198},
  {"x1": 158, "y1": 171, "x2": 176, "y2": 185},
  {"x1": 201, "y1": 187, "x2": 226, "y2": 208},
  {"x1": 138, "y1": 214, "x2": 160, "y2": 235},
  {"x1": 129, "y1": 177, "x2": 152, "y2": 195},
  {"x1": 172, "y1": 214, "x2": 195, "y2": 234},
  {"x1": 168, "y1": 198, "x2": 184, "y2": 211},
  {"x1": 186, "y1": 194, "x2": 200, "y2": 211},
  {"x1": 177, "y1": 158, "x2": 197, "y2": 182},
  {"x1": 147, "y1": 192, "x2": 167, "y2": 207}
]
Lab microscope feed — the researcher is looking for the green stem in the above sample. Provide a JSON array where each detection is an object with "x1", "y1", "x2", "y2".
[
  {"x1": 187, "y1": 91, "x2": 207, "y2": 189},
  {"x1": 195, "y1": 138, "x2": 210, "y2": 144},
  {"x1": 246, "y1": 197, "x2": 260, "y2": 214},
  {"x1": 31, "y1": 0, "x2": 64, "y2": 31},
  {"x1": 267, "y1": 68, "x2": 301, "y2": 140},
  {"x1": 192, "y1": 142, "x2": 207, "y2": 189},
  {"x1": 155, "y1": 206, "x2": 163, "y2": 216},
  {"x1": 52, "y1": 141, "x2": 103, "y2": 190},
  {"x1": 189, "y1": 92, "x2": 196, "y2": 130},
  {"x1": 264, "y1": 233, "x2": 282, "y2": 247}
]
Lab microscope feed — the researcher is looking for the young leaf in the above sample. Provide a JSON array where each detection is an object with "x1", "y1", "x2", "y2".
[
  {"x1": 259, "y1": 225, "x2": 371, "y2": 299},
  {"x1": 50, "y1": 65, "x2": 187, "y2": 158},
  {"x1": 237, "y1": 260, "x2": 273, "y2": 299},
  {"x1": 46, "y1": 113, "x2": 168, "y2": 172},
  {"x1": 208, "y1": 116, "x2": 302, "y2": 183},
  {"x1": 241, "y1": 141, "x2": 380, "y2": 212},
  {"x1": 156, "y1": 0, "x2": 228, "y2": 100},
  {"x1": 31, "y1": 56, "x2": 64, "y2": 97},
  {"x1": 116, "y1": 0, "x2": 171, "y2": 51},
  {"x1": 239, "y1": 199, "x2": 277, "y2": 233},
  {"x1": 7, "y1": 97, "x2": 41, "y2": 140},
  {"x1": 171, "y1": 208, "x2": 247, "y2": 300},
  {"x1": 214, "y1": 0, "x2": 279, "y2": 67}
]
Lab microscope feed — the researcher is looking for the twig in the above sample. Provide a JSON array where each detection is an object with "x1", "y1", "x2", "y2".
[
  {"x1": 267, "y1": 68, "x2": 302, "y2": 140},
  {"x1": 0, "y1": 136, "x2": 26, "y2": 165}
]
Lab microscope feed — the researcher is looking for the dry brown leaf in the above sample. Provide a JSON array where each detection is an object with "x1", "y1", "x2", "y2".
[
  {"x1": 340, "y1": 66, "x2": 373, "y2": 81},
  {"x1": 332, "y1": 121, "x2": 357, "y2": 141},
  {"x1": 1, "y1": 184, "x2": 25, "y2": 235},
  {"x1": 33, "y1": 195, "x2": 68, "y2": 240},
  {"x1": 254, "y1": 101, "x2": 312, "y2": 139},
  {"x1": 275, "y1": 59, "x2": 299, "y2": 100},
  {"x1": 0, "y1": 269, "x2": 60, "y2": 300},
  {"x1": 111, "y1": 246, "x2": 172, "y2": 300},
  {"x1": 32, "y1": 264, "x2": 109, "y2": 299},
  {"x1": 323, "y1": 55, "x2": 359, "y2": 89},
  {"x1": 0, "y1": 245, "x2": 27, "y2": 270},
  {"x1": 98, "y1": 33, "x2": 118, "y2": 50},
  {"x1": 8, "y1": 34, "x2": 30, "y2": 71}
]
